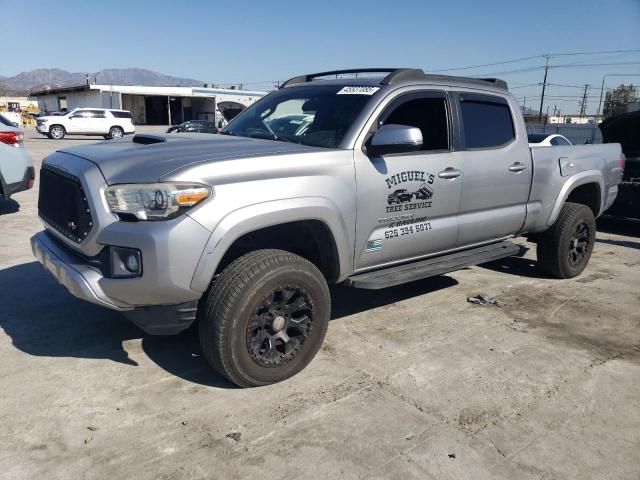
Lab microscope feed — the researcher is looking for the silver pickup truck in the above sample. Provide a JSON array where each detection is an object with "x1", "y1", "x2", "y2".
[{"x1": 31, "y1": 68, "x2": 624, "y2": 387}]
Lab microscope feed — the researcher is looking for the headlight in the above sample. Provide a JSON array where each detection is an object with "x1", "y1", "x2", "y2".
[{"x1": 105, "y1": 183, "x2": 211, "y2": 220}]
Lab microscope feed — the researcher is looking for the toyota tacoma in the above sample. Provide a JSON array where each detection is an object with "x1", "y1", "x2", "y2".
[{"x1": 31, "y1": 68, "x2": 624, "y2": 387}]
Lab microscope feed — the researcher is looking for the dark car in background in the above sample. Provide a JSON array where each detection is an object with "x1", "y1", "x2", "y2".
[
  {"x1": 600, "y1": 111, "x2": 639, "y2": 219},
  {"x1": 166, "y1": 120, "x2": 218, "y2": 134}
]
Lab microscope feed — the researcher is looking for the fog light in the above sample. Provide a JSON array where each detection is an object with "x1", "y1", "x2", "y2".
[
  {"x1": 125, "y1": 254, "x2": 139, "y2": 273},
  {"x1": 109, "y1": 247, "x2": 142, "y2": 278}
]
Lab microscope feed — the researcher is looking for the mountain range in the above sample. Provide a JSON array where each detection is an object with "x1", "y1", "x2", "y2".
[{"x1": 0, "y1": 68, "x2": 204, "y2": 94}]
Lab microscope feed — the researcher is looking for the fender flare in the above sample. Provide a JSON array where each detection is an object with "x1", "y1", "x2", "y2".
[
  {"x1": 190, "y1": 196, "x2": 353, "y2": 292},
  {"x1": 546, "y1": 170, "x2": 605, "y2": 226}
]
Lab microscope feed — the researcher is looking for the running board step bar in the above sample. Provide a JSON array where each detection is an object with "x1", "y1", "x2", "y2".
[{"x1": 347, "y1": 240, "x2": 524, "y2": 290}]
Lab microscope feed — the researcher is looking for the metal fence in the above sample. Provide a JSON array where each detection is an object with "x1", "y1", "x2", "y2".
[{"x1": 525, "y1": 123, "x2": 602, "y2": 145}]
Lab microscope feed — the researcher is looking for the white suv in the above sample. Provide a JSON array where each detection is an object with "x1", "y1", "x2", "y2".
[{"x1": 36, "y1": 108, "x2": 135, "y2": 140}]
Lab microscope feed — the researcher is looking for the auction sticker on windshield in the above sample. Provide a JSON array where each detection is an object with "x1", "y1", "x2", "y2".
[{"x1": 337, "y1": 86, "x2": 380, "y2": 95}]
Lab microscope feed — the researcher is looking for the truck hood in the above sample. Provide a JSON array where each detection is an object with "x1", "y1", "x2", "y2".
[{"x1": 55, "y1": 134, "x2": 324, "y2": 184}]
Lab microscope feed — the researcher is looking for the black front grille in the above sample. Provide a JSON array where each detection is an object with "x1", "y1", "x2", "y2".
[{"x1": 38, "y1": 165, "x2": 93, "y2": 243}]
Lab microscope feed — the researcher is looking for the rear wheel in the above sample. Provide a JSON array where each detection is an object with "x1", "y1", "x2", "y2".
[
  {"x1": 536, "y1": 202, "x2": 596, "y2": 278},
  {"x1": 108, "y1": 126, "x2": 124, "y2": 139},
  {"x1": 198, "y1": 249, "x2": 330, "y2": 387},
  {"x1": 49, "y1": 125, "x2": 65, "y2": 140}
]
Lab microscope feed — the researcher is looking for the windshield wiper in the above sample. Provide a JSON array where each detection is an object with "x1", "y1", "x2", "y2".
[{"x1": 219, "y1": 130, "x2": 235, "y2": 136}]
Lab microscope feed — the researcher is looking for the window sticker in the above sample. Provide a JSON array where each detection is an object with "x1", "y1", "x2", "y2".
[{"x1": 337, "y1": 86, "x2": 380, "y2": 95}]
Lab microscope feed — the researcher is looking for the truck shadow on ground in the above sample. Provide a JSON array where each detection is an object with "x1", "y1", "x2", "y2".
[
  {"x1": 0, "y1": 199, "x2": 20, "y2": 215},
  {"x1": 0, "y1": 262, "x2": 457, "y2": 389},
  {"x1": 479, "y1": 254, "x2": 550, "y2": 279}
]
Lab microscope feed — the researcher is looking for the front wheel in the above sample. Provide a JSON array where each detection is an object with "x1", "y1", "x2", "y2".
[
  {"x1": 198, "y1": 249, "x2": 330, "y2": 387},
  {"x1": 536, "y1": 202, "x2": 596, "y2": 278},
  {"x1": 49, "y1": 125, "x2": 65, "y2": 140}
]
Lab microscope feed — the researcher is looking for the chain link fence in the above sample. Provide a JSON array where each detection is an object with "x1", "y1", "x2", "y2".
[{"x1": 525, "y1": 123, "x2": 602, "y2": 145}]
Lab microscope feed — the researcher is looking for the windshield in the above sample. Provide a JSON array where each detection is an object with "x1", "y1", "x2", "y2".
[{"x1": 221, "y1": 85, "x2": 375, "y2": 148}]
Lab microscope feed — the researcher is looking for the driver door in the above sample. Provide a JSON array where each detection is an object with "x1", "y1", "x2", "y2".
[
  {"x1": 67, "y1": 110, "x2": 90, "y2": 134},
  {"x1": 353, "y1": 91, "x2": 463, "y2": 270}
]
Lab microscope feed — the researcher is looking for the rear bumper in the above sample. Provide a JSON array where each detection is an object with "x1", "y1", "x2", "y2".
[
  {"x1": 0, "y1": 166, "x2": 35, "y2": 199},
  {"x1": 31, "y1": 230, "x2": 199, "y2": 335}
]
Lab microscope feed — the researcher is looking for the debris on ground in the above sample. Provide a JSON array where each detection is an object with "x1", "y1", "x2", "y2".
[
  {"x1": 467, "y1": 293, "x2": 506, "y2": 308},
  {"x1": 84, "y1": 436, "x2": 93, "y2": 445},
  {"x1": 448, "y1": 453, "x2": 456, "y2": 458},
  {"x1": 226, "y1": 432, "x2": 242, "y2": 442}
]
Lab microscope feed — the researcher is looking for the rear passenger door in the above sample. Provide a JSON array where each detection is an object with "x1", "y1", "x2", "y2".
[
  {"x1": 86, "y1": 109, "x2": 108, "y2": 134},
  {"x1": 455, "y1": 93, "x2": 532, "y2": 247}
]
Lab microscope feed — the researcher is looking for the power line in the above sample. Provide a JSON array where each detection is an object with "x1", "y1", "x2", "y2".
[
  {"x1": 550, "y1": 61, "x2": 640, "y2": 69},
  {"x1": 546, "y1": 48, "x2": 640, "y2": 57},
  {"x1": 431, "y1": 49, "x2": 640, "y2": 73},
  {"x1": 431, "y1": 54, "x2": 542, "y2": 72}
]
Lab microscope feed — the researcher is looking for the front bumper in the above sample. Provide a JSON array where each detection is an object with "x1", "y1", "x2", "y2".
[
  {"x1": 31, "y1": 230, "x2": 203, "y2": 335},
  {"x1": 36, "y1": 124, "x2": 48, "y2": 133},
  {"x1": 31, "y1": 231, "x2": 132, "y2": 311}
]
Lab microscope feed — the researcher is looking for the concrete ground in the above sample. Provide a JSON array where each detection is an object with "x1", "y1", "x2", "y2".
[{"x1": 1, "y1": 127, "x2": 639, "y2": 480}]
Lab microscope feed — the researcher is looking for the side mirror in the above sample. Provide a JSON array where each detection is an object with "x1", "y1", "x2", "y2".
[{"x1": 366, "y1": 124, "x2": 423, "y2": 156}]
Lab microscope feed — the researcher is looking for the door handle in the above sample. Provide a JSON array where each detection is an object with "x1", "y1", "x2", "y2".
[
  {"x1": 508, "y1": 162, "x2": 528, "y2": 172},
  {"x1": 438, "y1": 167, "x2": 461, "y2": 179}
]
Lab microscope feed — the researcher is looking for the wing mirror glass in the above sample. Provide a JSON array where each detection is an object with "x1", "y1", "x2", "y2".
[{"x1": 367, "y1": 124, "x2": 423, "y2": 156}]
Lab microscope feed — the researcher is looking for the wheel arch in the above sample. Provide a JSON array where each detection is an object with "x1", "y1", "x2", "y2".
[
  {"x1": 546, "y1": 171, "x2": 604, "y2": 226},
  {"x1": 190, "y1": 198, "x2": 352, "y2": 292}
]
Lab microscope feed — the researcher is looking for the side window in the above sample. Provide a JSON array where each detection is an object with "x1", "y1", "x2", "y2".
[
  {"x1": 89, "y1": 110, "x2": 106, "y2": 118},
  {"x1": 72, "y1": 111, "x2": 88, "y2": 118},
  {"x1": 460, "y1": 95, "x2": 515, "y2": 149},
  {"x1": 380, "y1": 96, "x2": 449, "y2": 151},
  {"x1": 552, "y1": 136, "x2": 570, "y2": 146}
]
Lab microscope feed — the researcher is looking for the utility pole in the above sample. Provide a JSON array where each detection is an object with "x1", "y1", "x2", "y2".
[
  {"x1": 538, "y1": 55, "x2": 550, "y2": 121},
  {"x1": 579, "y1": 84, "x2": 590, "y2": 118}
]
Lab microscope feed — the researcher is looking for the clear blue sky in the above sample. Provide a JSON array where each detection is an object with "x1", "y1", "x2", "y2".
[{"x1": 2, "y1": 0, "x2": 640, "y2": 114}]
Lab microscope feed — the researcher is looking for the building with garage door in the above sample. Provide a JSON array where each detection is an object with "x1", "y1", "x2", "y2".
[{"x1": 30, "y1": 84, "x2": 266, "y2": 127}]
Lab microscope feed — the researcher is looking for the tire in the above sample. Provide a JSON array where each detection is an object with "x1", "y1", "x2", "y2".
[
  {"x1": 198, "y1": 249, "x2": 330, "y2": 388},
  {"x1": 49, "y1": 125, "x2": 65, "y2": 140},
  {"x1": 108, "y1": 126, "x2": 124, "y2": 139},
  {"x1": 536, "y1": 202, "x2": 596, "y2": 279}
]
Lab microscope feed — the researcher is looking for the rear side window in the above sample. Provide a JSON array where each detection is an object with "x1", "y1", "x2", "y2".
[
  {"x1": 111, "y1": 111, "x2": 132, "y2": 119},
  {"x1": 460, "y1": 95, "x2": 515, "y2": 149}
]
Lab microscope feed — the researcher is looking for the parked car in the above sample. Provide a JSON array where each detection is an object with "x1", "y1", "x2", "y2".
[
  {"x1": 528, "y1": 133, "x2": 572, "y2": 147},
  {"x1": 36, "y1": 108, "x2": 135, "y2": 140},
  {"x1": 600, "y1": 110, "x2": 638, "y2": 219},
  {"x1": 32, "y1": 68, "x2": 623, "y2": 387},
  {"x1": 0, "y1": 111, "x2": 21, "y2": 127},
  {"x1": 166, "y1": 120, "x2": 217, "y2": 134},
  {"x1": 0, "y1": 114, "x2": 34, "y2": 200}
]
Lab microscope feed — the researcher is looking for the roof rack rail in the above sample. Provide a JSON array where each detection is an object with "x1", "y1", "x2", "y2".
[
  {"x1": 279, "y1": 68, "x2": 418, "y2": 88},
  {"x1": 279, "y1": 68, "x2": 508, "y2": 91},
  {"x1": 479, "y1": 78, "x2": 509, "y2": 90}
]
